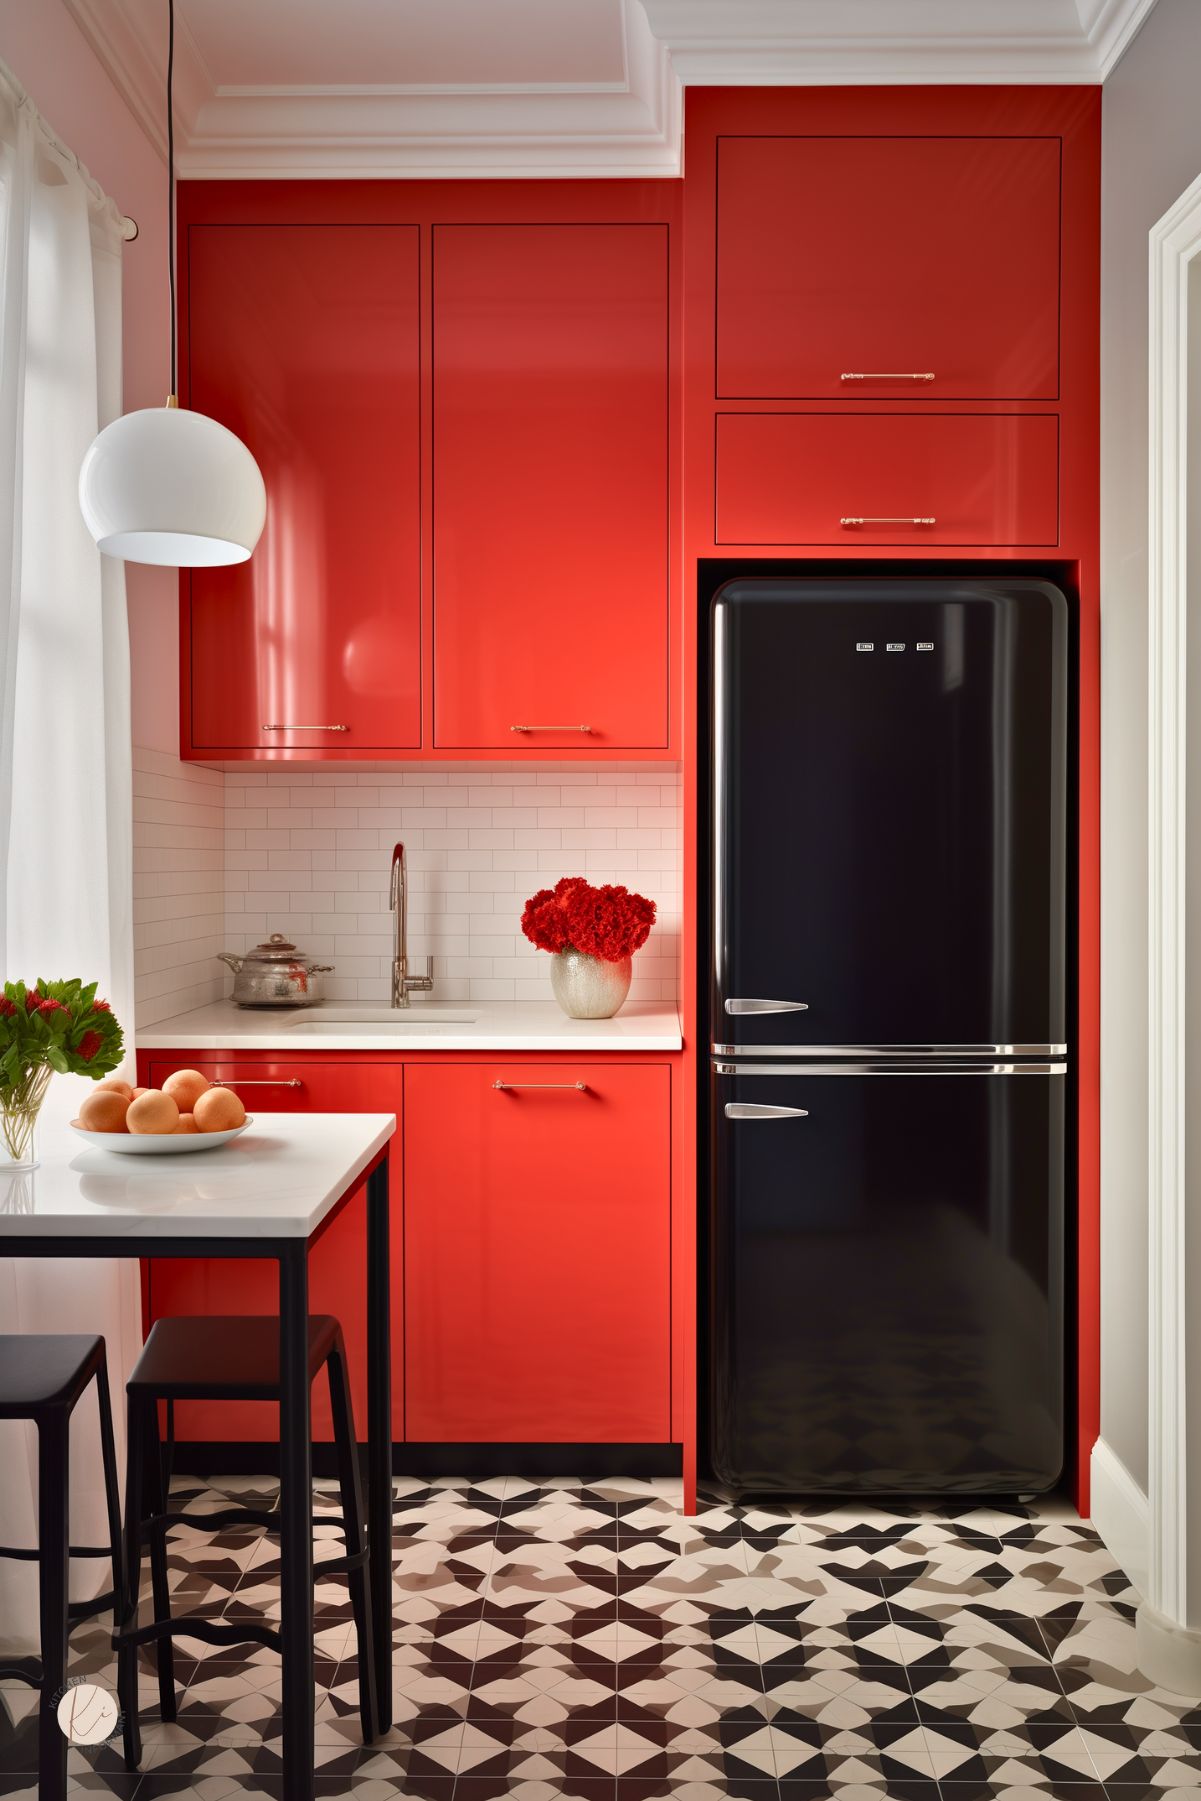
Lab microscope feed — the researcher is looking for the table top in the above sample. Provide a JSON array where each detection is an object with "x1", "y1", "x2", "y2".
[{"x1": 0, "y1": 1113, "x2": 395, "y2": 1242}]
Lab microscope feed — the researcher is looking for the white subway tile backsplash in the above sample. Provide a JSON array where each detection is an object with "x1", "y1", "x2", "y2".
[{"x1": 133, "y1": 758, "x2": 682, "y2": 1019}]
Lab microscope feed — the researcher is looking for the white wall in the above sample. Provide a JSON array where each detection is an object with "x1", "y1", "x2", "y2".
[
  {"x1": 1101, "y1": 0, "x2": 1201, "y2": 1498},
  {"x1": 0, "y1": 0, "x2": 178, "y2": 755}
]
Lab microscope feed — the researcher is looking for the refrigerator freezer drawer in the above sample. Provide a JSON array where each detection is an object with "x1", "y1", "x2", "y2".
[{"x1": 710, "y1": 1064, "x2": 1066, "y2": 1495}]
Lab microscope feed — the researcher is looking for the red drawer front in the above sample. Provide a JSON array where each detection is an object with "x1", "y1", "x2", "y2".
[
  {"x1": 715, "y1": 413, "x2": 1059, "y2": 547},
  {"x1": 404, "y1": 1063, "x2": 672, "y2": 1442},
  {"x1": 144, "y1": 1059, "x2": 402, "y2": 1444},
  {"x1": 716, "y1": 135, "x2": 1061, "y2": 401}
]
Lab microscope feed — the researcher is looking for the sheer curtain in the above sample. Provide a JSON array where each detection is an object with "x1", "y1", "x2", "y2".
[{"x1": 0, "y1": 64, "x2": 139, "y2": 1649}]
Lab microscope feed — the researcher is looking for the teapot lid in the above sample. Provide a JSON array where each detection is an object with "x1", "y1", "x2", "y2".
[{"x1": 246, "y1": 932, "x2": 305, "y2": 963}]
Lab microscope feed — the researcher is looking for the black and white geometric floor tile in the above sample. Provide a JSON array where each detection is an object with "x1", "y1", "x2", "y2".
[{"x1": 2, "y1": 1476, "x2": 1197, "y2": 1800}]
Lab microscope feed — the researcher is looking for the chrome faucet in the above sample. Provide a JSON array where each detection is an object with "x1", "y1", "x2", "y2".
[{"x1": 389, "y1": 842, "x2": 434, "y2": 1008}]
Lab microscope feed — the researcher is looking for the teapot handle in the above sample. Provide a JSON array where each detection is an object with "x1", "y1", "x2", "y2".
[
  {"x1": 217, "y1": 952, "x2": 243, "y2": 974},
  {"x1": 306, "y1": 963, "x2": 334, "y2": 974}
]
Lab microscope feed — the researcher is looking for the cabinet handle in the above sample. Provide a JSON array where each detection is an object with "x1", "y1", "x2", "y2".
[
  {"x1": 212, "y1": 1078, "x2": 304, "y2": 1089},
  {"x1": 492, "y1": 1080, "x2": 589, "y2": 1092},
  {"x1": 261, "y1": 723, "x2": 349, "y2": 732},
  {"x1": 840, "y1": 371, "x2": 935, "y2": 382},
  {"x1": 840, "y1": 516, "x2": 936, "y2": 527},
  {"x1": 509, "y1": 724, "x2": 593, "y2": 734}
]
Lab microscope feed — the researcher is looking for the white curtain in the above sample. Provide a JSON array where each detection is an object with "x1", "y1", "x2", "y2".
[{"x1": 0, "y1": 66, "x2": 139, "y2": 1649}]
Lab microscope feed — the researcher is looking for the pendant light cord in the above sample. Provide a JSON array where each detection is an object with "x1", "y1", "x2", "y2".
[{"x1": 167, "y1": 0, "x2": 177, "y2": 399}]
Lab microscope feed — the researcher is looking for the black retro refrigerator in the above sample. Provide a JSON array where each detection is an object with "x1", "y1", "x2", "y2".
[{"x1": 709, "y1": 579, "x2": 1068, "y2": 1495}]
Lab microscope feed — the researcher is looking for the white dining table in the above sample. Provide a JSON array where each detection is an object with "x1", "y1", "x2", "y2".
[{"x1": 0, "y1": 1112, "x2": 397, "y2": 1801}]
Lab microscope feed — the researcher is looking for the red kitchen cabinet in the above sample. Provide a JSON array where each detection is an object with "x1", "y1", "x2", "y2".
[
  {"x1": 716, "y1": 412, "x2": 1059, "y2": 546},
  {"x1": 185, "y1": 224, "x2": 421, "y2": 753},
  {"x1": 432, "y1": 224, "x2": 670, "y2": 750},
  {"x1": 404, "y1": 1063, "x2": 672, "y2": 1441},
  {"x1": 716, "y1": 135, "x2": 1062, "y2": 401},
  {"x1": 142, "y1": 1059, "x2": 403, "y2": 1443}
]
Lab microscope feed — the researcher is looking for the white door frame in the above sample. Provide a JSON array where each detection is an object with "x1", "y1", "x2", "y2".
[{"x1": 1143, "y1": 166, "x2": 1201, "y2": 1682}]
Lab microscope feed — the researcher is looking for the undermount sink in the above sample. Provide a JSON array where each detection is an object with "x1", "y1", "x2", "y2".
[{"x1": 285, "y1": 1006, "x2": 478, "y2": 1029}]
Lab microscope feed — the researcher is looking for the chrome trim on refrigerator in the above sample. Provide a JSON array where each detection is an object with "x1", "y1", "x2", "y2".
[
  {"x1": 712, "y1": 1041, "x2": 1068, "y2": 1058},
  {"x1": 713, "y1": 1061, "x2": 1067, "y2": 1078}
]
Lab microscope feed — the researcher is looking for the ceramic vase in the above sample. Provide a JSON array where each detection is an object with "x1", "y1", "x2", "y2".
[{"x1": 550, "y1": 949, "x2": 632, "y2": 1019}]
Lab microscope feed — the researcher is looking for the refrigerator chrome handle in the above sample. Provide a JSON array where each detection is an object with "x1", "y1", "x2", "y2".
[
  {"x1": 724, "y1": 1102, "x2": 809, "y2": 1120},
  {"x1": 725, "y1": 998, "x2": 809, "y2": 1015}
]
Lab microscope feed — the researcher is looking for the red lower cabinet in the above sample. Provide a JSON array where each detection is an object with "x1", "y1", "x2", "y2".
[
  {"x1": 142, "y1": 1059, "x2": 403, "y2": 1444},
  {"x1": 404, "y1": 1063, "x2": 672, "y2": 1442}
]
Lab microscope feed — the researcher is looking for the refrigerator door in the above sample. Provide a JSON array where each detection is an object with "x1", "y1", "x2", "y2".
[
  {"x1": 710, "y1": 1061, "x2": 1065, "y2": 1494},
  {"x1": 712, "y1": 579, "x2": 1068, "y2": 1052}
]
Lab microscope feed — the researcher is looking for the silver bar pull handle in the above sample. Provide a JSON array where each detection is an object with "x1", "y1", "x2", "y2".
[
  {"x1": 510, "y1": 724, "x2": 593, "y2": 734},
  {"x1": 725, "y1": 1102, "x2": 809, "y2": 1120},
  {"x1": 725, "y1": 998, "x2": 809, "y2": 1015},
  {"x1": 213, "y1": 1078, "x2": 304, "y2": 1089},
  {"x1": 840, "y1": 371, "x2": 935, "y2": 382},
  {"x1": 262, "y1": 723, "x2": 349, "y2": 732},
  {"x1": 840, "y1": 516, "x2": 936, "y2": 527},
  {"x1": 493, "y1": 1080, "x2": 588, "y2": 1092}
]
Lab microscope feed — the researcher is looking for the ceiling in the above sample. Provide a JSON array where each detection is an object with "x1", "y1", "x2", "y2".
[{"x1": 64, "y1": 0, "x2": 1156, "y2": 178}]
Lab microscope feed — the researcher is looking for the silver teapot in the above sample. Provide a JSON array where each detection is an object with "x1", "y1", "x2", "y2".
[{"x1": 218, "y1": 933, "x2": 333, "y2": 1008}]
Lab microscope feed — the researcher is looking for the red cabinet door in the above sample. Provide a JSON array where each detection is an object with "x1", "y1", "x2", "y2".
[
  {"x1": 716, "y1": 136, "x2": 1061, "y2": 400},
  {"x1": 432, "y1": 224, "x2": 670, "y2": 750},
  {"x1": 404, "y1": 1063, "x2": 671, "y2": 1441},
  {"x1": 144, "y1": 1059, "x2": 403, "y2": 1443},
  {"x1": 187, "y1": 225, "x2": 421, "y2": 753},
  {"x1": 715, "y1": 413, "x2": 1059, "y2": 546}
]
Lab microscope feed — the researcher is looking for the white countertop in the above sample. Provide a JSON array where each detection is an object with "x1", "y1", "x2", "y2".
[
  {"x1": 135, "y1": 999, "x2": 683, "y2": 1053},
  {"x1": 0, "y1": 1114, "x2": 395, "y2": 1240}
]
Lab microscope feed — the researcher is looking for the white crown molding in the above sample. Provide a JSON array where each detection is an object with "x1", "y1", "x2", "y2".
[
  {"x1": 63, "y1": 0, "x2": 680, "y2": 178},
  {"x1": 644, "y1": 0, "x2": 1157, "y2": 83},
  {"x1": 61, "y1": 0, "x2": 1156, "y2": 179}
]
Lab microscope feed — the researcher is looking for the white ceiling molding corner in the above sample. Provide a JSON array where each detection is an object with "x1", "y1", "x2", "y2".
[{"x1": 59, "y1": 0, "x2": 1158, "y2": 180}]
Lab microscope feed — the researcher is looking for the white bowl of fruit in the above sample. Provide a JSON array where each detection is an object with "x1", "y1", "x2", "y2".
[{"x1": 71, "y1": 1070, "x2": 250, "y2": 1153}]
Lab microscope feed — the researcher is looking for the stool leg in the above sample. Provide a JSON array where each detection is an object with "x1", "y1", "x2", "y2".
[
  {"x1": 326, "y1": 1340, "x2": 377, "y2": 1743},
  {"x1": 94, "y1": 1347, "x2": 125, "y2": 1639},
  {"x1": 117, "y1": 1394, "x2": 145, "y2": 1772},
  {"x1": 145, "y1": 1403, "x2": 177, "y2": 1723},
  {"x1": 37, "y1": 1412, "x2": 69, "y2": 1801}
]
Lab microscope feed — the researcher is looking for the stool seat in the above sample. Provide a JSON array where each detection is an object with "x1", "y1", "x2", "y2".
[
  {"x1": 0, "y1": 1334, "x2": 104, "y2": 1417},
  {"x1": 129, "y1": 1315, "x2": 340, "y2": 1400}
]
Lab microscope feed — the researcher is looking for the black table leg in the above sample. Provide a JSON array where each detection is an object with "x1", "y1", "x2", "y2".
[
  {"x1": 278, "y1": 1245, "x2": 314, "y2": 1801},
  {"x1": 37, "y1": 1413, "x2": 69, "y2": 1801},
  {"x1": 366, "y1": 1155, "x2": 393, "y2": 1728}
]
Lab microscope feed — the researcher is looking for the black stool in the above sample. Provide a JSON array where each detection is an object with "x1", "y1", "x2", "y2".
[
  {"x1": 116, "y1": 1314, "x2": 376, "y2": 1769},
  {"x1": 0, "y1": 1334, "x2": 132, "y2": 1779}
]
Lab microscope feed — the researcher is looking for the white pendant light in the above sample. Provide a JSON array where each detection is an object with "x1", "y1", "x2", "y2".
[{"x1": 79, "y1": 0, "x2": 265, "y2": 568}]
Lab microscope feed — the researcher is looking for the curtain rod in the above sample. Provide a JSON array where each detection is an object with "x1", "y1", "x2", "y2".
[{"x1": 0, "y1": 56, "x2": 138, "y2": 241}]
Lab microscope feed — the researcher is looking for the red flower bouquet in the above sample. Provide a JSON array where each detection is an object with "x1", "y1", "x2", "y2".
[
  {"x1": 521, "y1": 878, "x2": 656, "y2": 1019},
  {"x1": 0, "y1": 978, "x2": 124, "y2": 1169}
]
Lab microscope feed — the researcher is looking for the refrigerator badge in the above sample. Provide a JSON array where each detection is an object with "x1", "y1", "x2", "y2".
[
  {"x1": 855, "y1": 641, "x2": 874, "y2": 652},
  {"x1": 916, "y1": 641, "x2": 935, "y2": 652},
  {"x1": 886, "y1": 641, "x2": 906, "y2": 652}
]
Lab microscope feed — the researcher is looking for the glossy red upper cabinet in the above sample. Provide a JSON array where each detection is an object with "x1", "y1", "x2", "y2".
[
  {"x1": 186, "y1": 225, "x2": 421, "y2": 754},
  {"x1": 716, "y1": 413, "x2": 1060, "y2": 546},
  {"x1": 716, "y1": 136, "x2": 1061, "y2": 400},
  {"x1": 432, "y1": 224, "x2": 670, "y2": 751},
  {"x1": 404, "y1": 1063, "x2": 672, "y2": 1441}
]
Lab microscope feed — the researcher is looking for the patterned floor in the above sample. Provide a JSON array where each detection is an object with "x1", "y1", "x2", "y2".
[{"x1": 1, "y1": 1474, "x2": 1197, "y2": 1800}]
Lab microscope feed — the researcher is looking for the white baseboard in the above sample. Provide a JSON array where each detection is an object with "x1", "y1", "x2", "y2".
[{"x1": 1090, "y1": 1436, "x2": 1150, "y2": 1598}]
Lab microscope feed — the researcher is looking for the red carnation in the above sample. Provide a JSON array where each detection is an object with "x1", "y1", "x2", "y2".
[
  {"x1": 36, "y1": 997, "x2": 65, "y2": 1016},
  {"x1": 24, "y1": 988, "x2": 40, "y2": 1011},
  {"x1": 520, "y1": 888, "x2": 571, "y2": 954},
  {"x1": 91, "y1": 999, "x2": 112, "y2": 1014},
  {"x1": 0, "y1": 997, "x2": 16, "y2": 1018},
  {"x1": 521, "y1": 877, "x2": 656, "y2": 963},
  {"x1": 78, "y1": 1029, "x2": 103, "y2": 1062}
]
